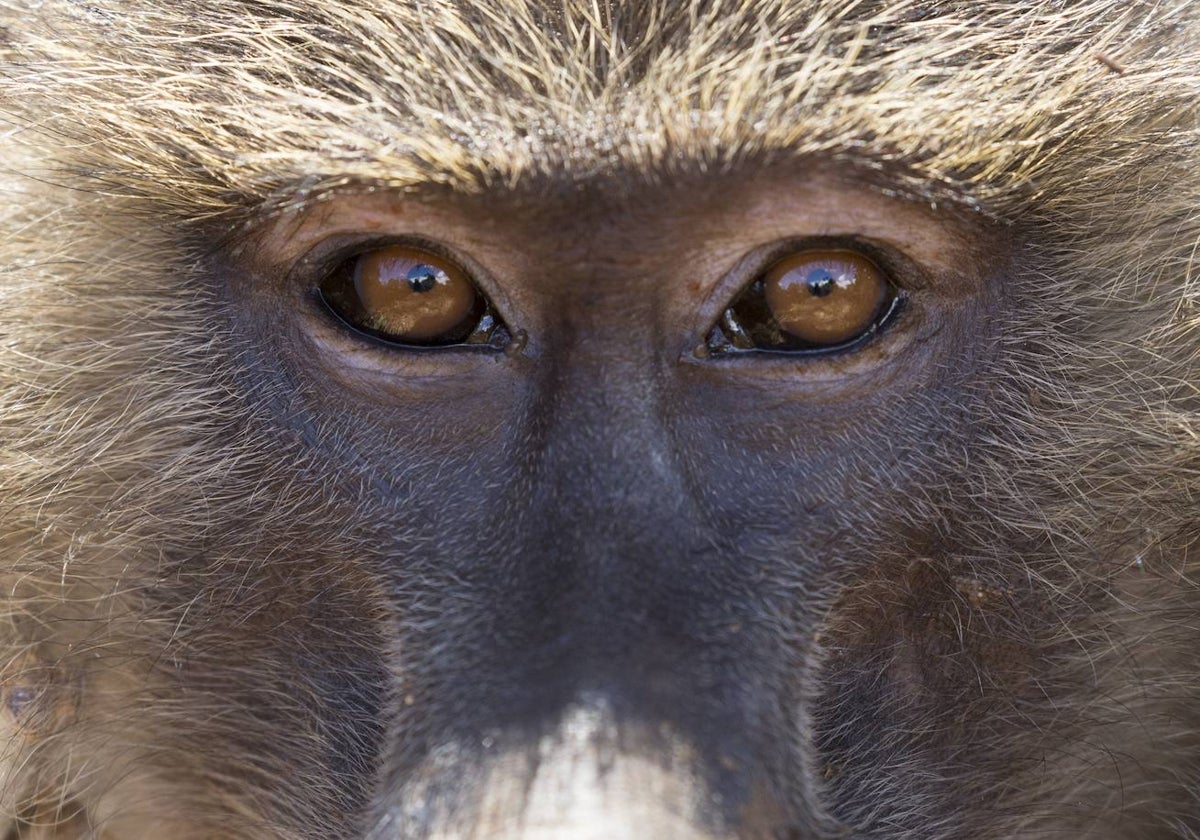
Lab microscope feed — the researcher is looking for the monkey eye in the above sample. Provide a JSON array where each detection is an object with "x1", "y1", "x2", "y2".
[
  {"x1": 318, "y1": 245, "x2": 510, "y2": 348},
  {"x1": 705, "y1": 249, "x2": 902, "y2": 356}
]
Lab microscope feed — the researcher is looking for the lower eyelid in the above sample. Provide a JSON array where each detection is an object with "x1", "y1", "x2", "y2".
[
  {"x1": 313, "y1": 288, "x2": 510, "y2": 354},
  {"x1": 705, "y1": 296, "x2": 906, "y2": 360},
  {"x1": 684, "y1": 302, "x2": 926, "y2": 388}
]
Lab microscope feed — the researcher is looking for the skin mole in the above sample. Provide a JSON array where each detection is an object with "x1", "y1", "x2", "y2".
[{"x1": 1, "y1": 2, "x2": 1198, "y2": 839}]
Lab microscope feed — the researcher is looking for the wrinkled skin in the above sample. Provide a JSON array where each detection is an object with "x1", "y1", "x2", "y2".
[{"x1": 0, "y1": 2, "x2": 1198, "y2": 839}]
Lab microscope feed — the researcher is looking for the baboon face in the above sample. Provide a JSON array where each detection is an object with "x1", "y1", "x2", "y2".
[
  {"x1": 1, "y1": 2, "x2": 1198, "y2": 840},
  {"x1": 233, "y1": 171, "x2": 1003, "y2": 834}
]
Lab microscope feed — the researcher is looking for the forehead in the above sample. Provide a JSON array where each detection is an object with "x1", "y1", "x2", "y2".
[{"x1": 9, "y1": 0, "x2": 1186, "y2": 226}]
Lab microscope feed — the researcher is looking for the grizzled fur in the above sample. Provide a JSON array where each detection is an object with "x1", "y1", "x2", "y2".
[{"x1": 0, "y1": 1, "x2": 1199, "y2": 838}]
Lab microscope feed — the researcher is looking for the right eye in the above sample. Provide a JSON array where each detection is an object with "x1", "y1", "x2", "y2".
[{"x1": 318, "y1": 245, "x2": 510, "y2": 348}]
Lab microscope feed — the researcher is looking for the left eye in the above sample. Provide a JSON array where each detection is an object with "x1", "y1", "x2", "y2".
[
  {"x1": 318, "y1": 245, "x2": 509, "y2": 348},
  {"x1": 705, "y1": 248, "x2": 903, "y2": 355}
]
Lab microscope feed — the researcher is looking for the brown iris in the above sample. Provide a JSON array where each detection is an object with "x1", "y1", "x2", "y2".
[
  {"x1": 714, "y1": 248, "x2": 897, "y2": 354},
  {"x1": 319, "y1": 245, "x2": 501, "y2": 347},
  {"x1": 764, "y1": 250, "x2": 888, "y2": 345}
]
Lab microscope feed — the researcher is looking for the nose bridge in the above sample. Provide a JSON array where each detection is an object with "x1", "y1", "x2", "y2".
[
  {"x1": 376, "y1": 317, "x2": 808, "y2": 840},
  {"x1": 517, "y1": 347, "x2": 740, "y2": 714},
  {"x1": 530, "y1": 346, "x2": 691, "y2": 539},
  {"x1": 526, "y1": 233, "x2": 684, "y2": 492}
]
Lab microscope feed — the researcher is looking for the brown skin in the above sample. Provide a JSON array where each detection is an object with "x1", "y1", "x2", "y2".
[
  {"x1": 251, "y1": 171, "x2": 992, "y2": 390},
  {"x1": 210, "y1": 166, "x2": 1008, "y2": 836}
]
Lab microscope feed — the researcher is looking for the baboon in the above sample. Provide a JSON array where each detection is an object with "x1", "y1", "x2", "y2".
[{"x1": 1, "y1": 0, "x2": 1198, "y2": 838}]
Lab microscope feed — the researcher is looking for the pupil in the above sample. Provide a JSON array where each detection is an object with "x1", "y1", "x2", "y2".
[
  {"x1": 406, "y1": 264, "x2": 442, "y2": 293},
  {"x1": 806, "y1": 268, "x2": 836, "y2": 298}
]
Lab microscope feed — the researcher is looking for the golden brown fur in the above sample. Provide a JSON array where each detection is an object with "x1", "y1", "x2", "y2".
[{"x1": 0, "y1": 1, "x2": 1198, "y2": 838}]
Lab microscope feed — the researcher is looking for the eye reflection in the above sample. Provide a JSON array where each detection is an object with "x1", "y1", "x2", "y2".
[
  {"x1": 708, "y1": 248, "x2": 900, "y2": 356},
  {"x1": 318, "y1": 245, "x2": 509, "y2": 349}
]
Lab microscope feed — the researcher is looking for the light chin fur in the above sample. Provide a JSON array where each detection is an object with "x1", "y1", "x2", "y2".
[{"x1": 380, "y1": 705, "x2": 719, "y2": 840}]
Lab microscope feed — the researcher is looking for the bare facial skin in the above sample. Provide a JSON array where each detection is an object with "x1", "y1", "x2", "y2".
[
  {"x1": 2, "y1": 2, "x2": 1199, "y2": 839},
  {"x1": 228, "y1": 168, "x2": 1007, "y2": 839}
]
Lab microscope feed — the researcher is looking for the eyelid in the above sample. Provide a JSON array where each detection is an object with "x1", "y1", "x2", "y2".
[
  {"x1": 298, "y1": 238, "x2": 515, "y2": 354},
  {"x1": 690, "y1": 236, "x2": 923, "y2": 354},
  {"x1": 291, "y1": 234, "x2": 467, "y2": 284},
  {"x1": 754, "y1": 236, "x2": 925, "y2": 292}
]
